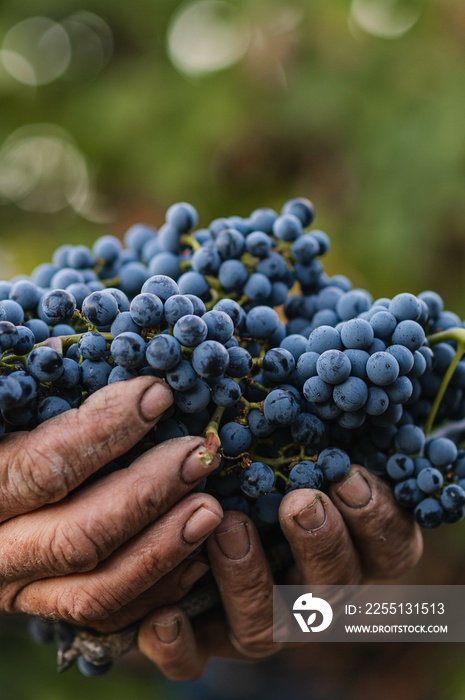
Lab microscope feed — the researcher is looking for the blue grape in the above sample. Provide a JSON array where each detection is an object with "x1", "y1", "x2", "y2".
[
  {"x1": 440, "y1": 485, "x2": 465, "y2": 511},
  {"x1": 82, "y1": 291, "x2": 118, "y2": 326},
  {"x1": 282, "y1": 197, "x2": 315, "y2": 227},
  {"x1": 177, "y1": 271, "x2": 210, "y2": 299},
  {"x1": 289, "y1": 460, "x2": 324, "y2": 489},
  {"x1": 307, "y1": 326, "x2": 342, "y2": 354},
  {"x1": 54, "y1": 358, "x2": 82, "y2": 389},
  {"x1": 263, "y1": 348, "x2": 296, "y2": 382},
  {"x1": 247, "y1": 409, "x2": 275, "y2": 437},
  {"x1": 77, "y1": 656, "x2": 113, "y2": 677},
  {"x1": 192, "y1": 340, "x2": 229, "y2": 379},
  {"x1": 263, "y1": 388, "x2": 300, "y2": 426},
  {"x1": 165, "y1": 360, "x2": 197, "y2": 391},
  {"x1": 141, "y1": 274, "x2": 180, "y2": 302},
  {"x1": 414, "y1": 498, "x2": 443, "y2": 528},
  {"x1": 12, "y1": 326, "x2": 35, "y2": 355},
  {"x1": 386, "y1": 454, "x2": 415, "y2": 480},
  {"x1": 389, "y1": 293, "x2": 422, "y2": 322},
  {"x1": 78, "y1": 332, "x2": 107, "y2": 360},
  {"x1": 124, "y1": 223, "x2": 156, "y2": 254},
  {"x1": 385, "y1": 376, "x2": 413, "y2": 404},
  {"x1": 9, "y1": 280, "x2": 41, "y2": 310},
  {"x1": 81, "y1": 359, "x2": 111, "y2": 393},
  {"x1": 316, "y1": 349, "x2": 351, "y2": 385},
  {"x1": 394, "y1": 425, "x2": 425, "y2": 454},
  {"x1": 366, "y1": 352, "x2": 399, "y2": 386},
  {"x1": 417, "y1": 467, "x2": 443, "y2": 493},
  {"x1": 245, "y1": 231, "x2": 273, "y2": 258},
  {"x1": 166, "y1": 202, "x2": 198, "y2": 232},
  {"x1": 218, "y1": 260, "x2": 248, "y2": 292},
  {"x1": 273, "y1": 214, "x2": 303, "y2": 242},
  {"x1": 202, "y1": 310, "x2": 234, "y2": 344},
  {"x1": 386, "y1": 344, "x2": 414, "y2": 375},
  {"x1": 25, "y1": 319, "x2": 50, "y2": 343},
  {"x1": 239, "y1": 462, "x2": 275, "y2": 498},
  {"x1": 425, "y1": 437, "x2": 458, "y2": 467},
  {"x1": 317, "y1": 447, "x2": 350, "y2": 482},
  {"x1": 211, "y1": 378, "x2": 241, "y2": 407},
  {"x1": 336, "y1": 290, "x2": 371, "y2": 320},
  {"x1": 191, "y1": 247, "x2": 221, "y2": 275},
  {"x1": 370, "y1": 311, "x2": 397, "y2": 340},
  {"x1": 227, "y1": 346, "x2": 253, "y2": 378},
  {"x1": 333, "y1": 377, "x2": 368, "y2": 412},
  {"x1": 111, "y1": 332, "x2": 146, "y2": 369},
  {"x1": 303, "y1": 376, "x2": 332, "y2": 403},
  {"x1": 146, "y1": 335, "x2": 181, "y2": 370},
  {"x1": 110, "y1": 311, "x2": 141, "y2": 337},
  {"x1": 130, "y1": 293, "x2": 164, "y2": 327},
  {"x1": 164, "y1": 295, "x2": 194, "y2": 326},
  {"x1": 174, "y1": 379, "x2": 211, "y2": 413},
  {"x1": 38, "y1": 396, "x2": 71, "y2": 423},
  {"x1": 148, "y1": 252, "x2": 181, "y2": 279},
  {"x1": 394, "y1": 478, "x2": 423, "y2": 508},
  {"x1": 391, "y1": 320, "x2": 425, "y2": 352},
  {"x1": 220, "y1": 422, "x2": 253, "y2": 456},
  {"x1": 0, "y1": 300, "x2": 24, "y2": 325},
  {"x1": 340, "y1": 319, "x2": 374, "y2": 350},
  {"x1": 246, "y1": 306, "x2": 280, "y2": 339},
  {"x1": 27, "y1": 347, "x2": 63, "y2": 382},
  {"x1": 173, "y1": 314, "x2": 208, "y2": 348}
]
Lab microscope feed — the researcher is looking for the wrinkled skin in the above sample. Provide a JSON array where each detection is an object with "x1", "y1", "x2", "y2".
[
  {"x1": 138, "y1": 466, "x2": 423, "y2": 680},
  {"x1": 0, "y1": 377, "x2": 223, "y2": 629},
  {"x1": 0, "y1": 375, "x2": 423, "y2": 679}
]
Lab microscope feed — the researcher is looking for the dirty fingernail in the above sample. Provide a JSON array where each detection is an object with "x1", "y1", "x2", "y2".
[
  {"x1": 152, "y1": 618, "x2": 180, "y2": 644},
  {"x1": 336, "y1": 471, "x2": 372, "y2": 508},
  {"x1": 183, "y1": 506, "x2": 222, "y2": 545},
  {"x1": 182, "y1": 445, "x2": 219, "y2": 484},
  {"x1": 295, "y1": 497, "x2": 326, "y2": 531},
  {"x1": 140, "y1": 381, "x2": 173, "y2": 421},
  {"x1": 214, "y1": 521, "x2": 250, "y2": 560}
]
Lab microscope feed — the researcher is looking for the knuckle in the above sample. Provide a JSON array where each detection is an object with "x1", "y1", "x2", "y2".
[
  {"x1": 6, "y1": 443, "x2": 71, "y2": 509},
  {"x1": 67, "y1": 589, "x2": 117, "y2": 624},
  {"x1": 48, "y1": 522, "x2": 104, "y2": 574},
  {"x1": 79, "y1": 387, "x2": 144, "y2": 449}
]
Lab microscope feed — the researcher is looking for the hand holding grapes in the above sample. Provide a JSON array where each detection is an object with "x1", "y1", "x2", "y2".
[
  {"x1": 138, "y1": 464, "x2": 423, "y2": 679},
  {"x1": 0, "y1": 377, "x2": 223, "y2": 629}
]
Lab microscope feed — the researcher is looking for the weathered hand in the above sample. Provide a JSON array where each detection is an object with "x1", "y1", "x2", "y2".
[
  {"x1": 138, "y1": 465, "x2": 423, "y2": 679},
  {"x1": 0, "y1": 377, "x2": 222, "y2": 628}
]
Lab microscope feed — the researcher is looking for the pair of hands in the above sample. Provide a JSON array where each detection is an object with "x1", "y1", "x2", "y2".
[{"x1": 0, "y1": 377, "x2": 423, "y2": 679}]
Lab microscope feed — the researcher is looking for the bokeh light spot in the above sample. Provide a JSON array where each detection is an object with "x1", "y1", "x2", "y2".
[
  {"x1": 350, "y1": 0, "x2": 422, "y2": 39},
  {"x1": 167, "y1": 0, "x2": 251, "y2": 76},
  {"x1": 1, "y1": 17, "x2": 71, "y2": 85}
]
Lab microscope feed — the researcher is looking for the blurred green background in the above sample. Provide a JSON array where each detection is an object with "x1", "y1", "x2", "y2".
[{"x1": 0, "y1": 0, "x2": 465, "y2": 698}]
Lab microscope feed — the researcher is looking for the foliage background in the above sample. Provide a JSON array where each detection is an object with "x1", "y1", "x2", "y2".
[{"x1": 0, "y1": 1, "x2": 464, "y2": 698}]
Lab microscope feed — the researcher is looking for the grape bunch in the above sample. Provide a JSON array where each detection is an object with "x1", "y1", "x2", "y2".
[
  {"x1": 2, "y1": 196, "x2": 465, "y2": 673},
  {"x1": 1, "y1": 197, "x2": 465, "y2": 532}
]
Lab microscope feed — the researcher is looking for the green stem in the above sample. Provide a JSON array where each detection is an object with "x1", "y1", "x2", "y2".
[
  {"x1": 203, "y1": 404, "x2": 225, "y2": 467},
  {"x1": 181, "y1": 234, "x2": 202, "y2": 252},
  {"x1": 424, "y1": 335, "x2": 465, "y2": 435}
]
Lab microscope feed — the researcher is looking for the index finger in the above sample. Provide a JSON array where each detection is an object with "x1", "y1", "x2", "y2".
[
  {"x1": 0, "y1": 376, "x2": 172, "y2": 522},
  {"x1": 328, "y1": 465, "x2": 423, "y2": 580}
]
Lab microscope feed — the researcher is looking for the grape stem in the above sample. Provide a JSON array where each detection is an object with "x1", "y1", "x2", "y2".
[
  {"x1": 425, "y1": 328, "x2": 465, "y2": 435},
  {"x1": 203, "y1": 404, "x2": 225, "y2": 466}
]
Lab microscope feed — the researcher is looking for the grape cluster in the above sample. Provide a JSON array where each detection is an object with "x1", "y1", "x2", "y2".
[
  {"x1": 2, "y1": 197, "x2": 465, "y2": 539},
  {"x1": 3, "y1": 196, "x2": 465, "y2": 675}
]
